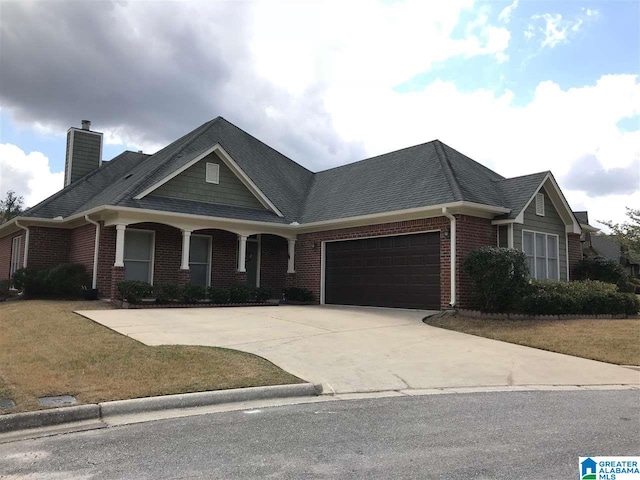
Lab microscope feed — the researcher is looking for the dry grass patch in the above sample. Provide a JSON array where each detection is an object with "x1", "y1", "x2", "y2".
[
  {"x1": 426, "y1": 315, "x2": 640, "y2": 366},
  {"x1": 0, "y1": 300, "x2": 302, "y2": 413}
]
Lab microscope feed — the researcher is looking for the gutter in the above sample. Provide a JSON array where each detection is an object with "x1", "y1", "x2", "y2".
[
  {"x1": 441, "y1": 207, "x2": 456, "y2": 307},
  {"x1": 14, "y1": 221, "x2": 29, "y2": 269},
  {"x1": 84, "y1": 215, "x2": 100, "y2": 289}
]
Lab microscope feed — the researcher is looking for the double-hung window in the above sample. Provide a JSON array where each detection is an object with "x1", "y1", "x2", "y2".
[
  {"x1": 10, "y1": 236, "x2": 22, "y2": 280},
  {"x1": 189, "y1": 235, "x2": 211, "y2": 287},
  {"x1": 124, "y1": 230, "x2": 154, "y2": 284},
  {"x1": 523, "y1": 231, "x2": 559, "y2": 280}
]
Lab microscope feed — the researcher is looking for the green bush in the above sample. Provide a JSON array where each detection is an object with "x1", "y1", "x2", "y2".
[
  {"x1": 117, "y1": 280, "x2": 153, "y2": 304},
  {"x1": 0, "y1": 279, "x2": 10, "y2": 299},
  {"x1": 254, "y1": 287, "x2": 272, "y2": 303},
  {"x1": 283, "y1": 287, "x2": 314, "y2": 303},
  {"x1": 229, "y1": 284, "x2": 251, "y2": 303},
  {"x1": 462, "y1": 247, "x2": 529, "y2": 312},
  {"x1": 517, "y1": 280, "x2": 639, "y2": 316},
  {"x1": 154, "y1": 284, "x2": 181, "y2": 304},
  {"x1": 574, "y1": 257, "x2": 626, "y2": 285},
  {"x1": 180, "y1": 283, "x2": 206, "y2": 303},
  {"x1": 12, "y1": 264, "x2": 90, "y2": 299},
  {"x1": 208, "y1": 287, "x2": 230, "y2": 304}
]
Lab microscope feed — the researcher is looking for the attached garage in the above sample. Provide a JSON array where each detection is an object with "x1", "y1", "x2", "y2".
[{"x1": 324, "y1": 232, "x2": 441, "y2": 309}]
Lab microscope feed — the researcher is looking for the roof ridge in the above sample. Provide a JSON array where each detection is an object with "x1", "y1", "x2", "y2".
[
  {"x1": 23, "y1": 150, "x2": 140, "y2": 216},
  {"x1": 494, "y1": 170, "x2": 550, "y2": 182},
  {"x1": 433, "y1": 140, "x2": 463, "y2": 202}
]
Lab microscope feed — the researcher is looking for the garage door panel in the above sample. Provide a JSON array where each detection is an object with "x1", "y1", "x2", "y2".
[{"x1": 325, "y1": 232, "x2": 440, "y2": 309}]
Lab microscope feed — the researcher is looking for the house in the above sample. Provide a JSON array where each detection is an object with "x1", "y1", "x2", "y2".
[{"x1": 0, "y1": 118, "x2": 582, "y2": 309}]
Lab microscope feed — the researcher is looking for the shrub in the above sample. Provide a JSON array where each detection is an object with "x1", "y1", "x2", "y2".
[
  {"x1": 13, "y1": 268, "x2": 48, "y2": 296},
  {"x1": 117, "y1": 280, "x2": 153, "y2": 304},
  {"x1": 254, "y1": 287, "x2": 272, "y2": 303},
  {"x1": 154, "y1": 284, "x2": 181, "y2": 304},
  {"x1": 0, "y1": 279, "x2": 10, "y2": 299},
  {"x1": 517, "y1": 290, "x2": 577, "y2": 316},
  {"x1": 462, "y1": 247, "x2": 529, "y2": 312},
  {"x1": 12, "y1": 264, "x2": 90, "y2": 299},
  {"x1": 574, "y1": 257, "x2": 626, "y2": 285},
  {"x1": 283, "y1": 287, "x2": 314, "y2": 303},
  {"x1": 208, "y1": 287, "x2": 230, "y2": 304},
  {"x1": 180, "y1": 283, "x2": 206, "y2": 303},
  {"x1": 229, "y1": 284, "x2": 251, "y2": 303}
]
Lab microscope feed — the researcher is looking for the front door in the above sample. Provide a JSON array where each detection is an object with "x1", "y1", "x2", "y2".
[{"x1": 245, "y1": 239, "x2": 259, "y2": 288}]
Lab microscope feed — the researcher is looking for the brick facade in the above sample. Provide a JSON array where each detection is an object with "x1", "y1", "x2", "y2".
[
  {"x1": 567, "y1": 232, "x2": 582, "y2": 281},
  {"x1": 69, "y1": 223, "x2": 96, "y2": 280},
  {"x1": 260, "y1": 234, "x2": 289, "y2": 296},
  {"x1": 27, "y1": 227, "x2": 70, "y2": 270}
]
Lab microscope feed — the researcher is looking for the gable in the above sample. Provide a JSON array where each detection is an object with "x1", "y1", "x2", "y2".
[{"x1": 151, "y1": 151, "x2": 266, "y2": 210}]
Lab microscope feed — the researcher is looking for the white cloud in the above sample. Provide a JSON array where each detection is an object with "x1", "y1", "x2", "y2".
[
  {"x1": 528, "y1": 9, "x2": 598, "y2": 49},
  {"x1": 498, "y1": 0, "x2": 519, "y2": 23},
  {"x1": 0, "y1": 144, "x2": 63, "y2": 208}
]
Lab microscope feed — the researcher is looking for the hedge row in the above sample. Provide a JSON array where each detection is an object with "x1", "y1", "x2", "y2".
[
  {"x1": 12, "y1": 264, "x2": 92, "y2": 299},
  {"x1": 117, "y1": 281, "x2": 315, "y2": 305}
]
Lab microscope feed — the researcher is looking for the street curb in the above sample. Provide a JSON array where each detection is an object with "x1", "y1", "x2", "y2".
[
  {"x1": 0, "y1": 404, "x2": 99, "y2": 434},
  {"x1": 0, "y1": 383, "x2": 321, "y2": 434}
]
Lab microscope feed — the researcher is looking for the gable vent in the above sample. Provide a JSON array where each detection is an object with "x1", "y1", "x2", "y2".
[
  {"x1": 206, "y1": 162, "x2": 220, "y2": 184},
  {"x1": 535, "y1": 192, "x2": 545, "y2": 216}
]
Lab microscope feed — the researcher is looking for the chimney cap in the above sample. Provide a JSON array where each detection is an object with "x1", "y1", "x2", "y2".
[{"x1": 81, "y1": 120, "x2": 91, "y2": 130}]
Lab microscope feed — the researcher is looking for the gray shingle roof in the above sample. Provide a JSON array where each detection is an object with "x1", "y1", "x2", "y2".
[
  {"x1": 591, "y1": 235, "x2": 622, "y2": 262},
  {"x1": 21, "y1": 117, "x2": 555, "y2": 225}
]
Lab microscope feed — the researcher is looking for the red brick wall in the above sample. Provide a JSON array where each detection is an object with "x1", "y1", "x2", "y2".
[
  {"x1": 130, "y1": 223, "x2": 182, "y2": 285},
  {"x1": 260, "y1": 234, "x2": 288, "y2": 295},
  {"x1": 0, "y1": 232, "x2": 25, "y2": 280},
  {"x1": 28, "y1": 227, "x2": 71, "y2": 270},
  {"x1": 202, "y1": 228, "x2": 237, "y2": 288},
  {"x1": 455, "y1": 215, "x2": 497, "y2": 308},
  {"x1": 69, "y1": 223, "x2": 96, "y2": 279},
  {"x1": 296, "y1": 217, "x2": 452, "y2": 308},
  {"x1": 97, "y1": 223, "x2": 116, "y2": 296},
  {"x1": 568, "y1": 233, "x2": 582, "y2": 281}
]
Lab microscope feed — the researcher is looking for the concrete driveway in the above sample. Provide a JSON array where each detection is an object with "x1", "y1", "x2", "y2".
[{"x1": 78, "y1": 306, "x2": 640, "y2": 394}]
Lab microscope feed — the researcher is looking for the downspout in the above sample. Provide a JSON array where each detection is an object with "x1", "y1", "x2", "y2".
[
  {"x1": 14, "y1": 221, "x2": 29, "y2": 268},
  {"x1": 442, "y1": 208, "x2": 456, "y2": 307},
  {"x1": 84, "y1": 215, "x2": 100, "y2": 290}
]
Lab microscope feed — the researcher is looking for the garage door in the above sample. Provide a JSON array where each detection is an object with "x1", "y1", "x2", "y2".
[{"x1": 324, "y1": 232, "x2": 440, "y2": 309}]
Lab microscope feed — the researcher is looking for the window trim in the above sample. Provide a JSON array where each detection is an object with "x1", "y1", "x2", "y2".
[
  {"x1": 205, "y1": 162, "x2": 220, "y2": 184},
  {"x1": 10, "y1": 235, "x2": 22, "y2": 279},
  {"x1": 522, "y1": 229, "x2": 560, "y2": 280},
  {"x1": 123, "y1": 228, "x2": 156, "y2": 285},
  {"x1": 189, "y1": 234, "x2": 212, "y2": 287},
  {"x1": 535, "y1": 192, "x2": 545, "y2": 216}
]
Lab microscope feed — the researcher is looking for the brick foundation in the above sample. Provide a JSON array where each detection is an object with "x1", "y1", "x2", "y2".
[
  {"x1": 111, "y1": 266, "x2": 125, "y2": 298},
  {"x1": 177, "y1": 269, "x2": 191, "y2": 285}
]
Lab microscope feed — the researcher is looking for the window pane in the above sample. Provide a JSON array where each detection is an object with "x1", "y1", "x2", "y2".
[
  {"x1": 190, "y1": 264, "x2": 208, "y2": 286},
  {"x1": 535, "y1": 233, "x2": 546, "y2": 259},
  {"x1": 548, "y1": 259, "x2": 558, "y2": 280},
  {"x1": 527, "y1": 257, "x2": 535, "y2": 276},
  {"x1": 523, "y1": 232, "x2": 534, "y2": 256},
  {"x1": 124, "y1": 231, "x2": 153, "y2": 260},
  {"x1": 536, "y1": 257, "x2": 547, "y2": 279},
  {"x1": 124, "y1": 260, "x2": 150, "y2": 283},
  {"x1": 189, "y1": 236, "x2": 210, "y2": 264},
  {"x1": 498, "y1": 226, "x2": 508, "y2": 248},
  {"x1": 547, "y1": 237, "x2": 558, "y2": 259}
]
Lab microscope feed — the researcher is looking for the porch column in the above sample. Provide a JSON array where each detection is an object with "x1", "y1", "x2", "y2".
[
  {"x1": 114, "y1": 224, "x2": 126, "y2": 267},
  {"x1": 181, "y1": 230, "x2": 192, "y2": 270},
  {"x1": 287, "y1": 239, "x2": 296, "y2": 273},
  {"x1": 237, "y1": 235, "x2": 248, "y2": 272}
]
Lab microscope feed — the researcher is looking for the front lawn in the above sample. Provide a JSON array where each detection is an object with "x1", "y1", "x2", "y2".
[
  {"x1": 426, "y1": 315, "x2": 640, "y2": 366},
  {"x1": 0, "y1": 300, "x2": 302, "y2": 414}
]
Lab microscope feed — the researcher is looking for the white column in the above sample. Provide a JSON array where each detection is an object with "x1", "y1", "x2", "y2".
[
  {"x1": 287, "y1": 239, "x2": 296, "y2": 273},
  {"x1": 237, "y1": 235, "x2": 248, "y2": 272},
  {"x1": 114, "y1": 224, "x2": 126, "y2": 267},
  {"x1": 23, "y1": 228, "x2": 29, "y2": 268},
  {"x1": 181, "y1": 230, "x2": 192, "y2": 270}
]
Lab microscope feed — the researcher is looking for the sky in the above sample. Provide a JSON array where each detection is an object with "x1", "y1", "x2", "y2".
[{"x1": 0, "y1": 0, "x2": 638, "y2": 229}]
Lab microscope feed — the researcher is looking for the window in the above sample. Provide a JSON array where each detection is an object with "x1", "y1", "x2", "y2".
[
  {"x1": 205, "y1": 162, "x2": 220, "y2": 184},
  {"x1": 10, "y1": 236, "x2": 21, "y2": 280},
  {"x1": 189, "y1": 235, "x2": 211, "y2": 287},
  {"x1": 124, "y1": 230, "x2": 154, "y2": 283},
  {"x1": 523, "y1": 231, "x2": 559, "y2": 280},
  {"x1": 535, "y1": 193, "x2": 545, "y2": 216},
  {"x1": 497, "y1": 225, "x2": 509, "y2": 248}
]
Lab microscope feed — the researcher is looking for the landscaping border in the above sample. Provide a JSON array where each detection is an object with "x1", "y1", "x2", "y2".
[
  {"x1": 112, "y1": 299, "x2": 278, "y2": 309},
  {"x1": 455, "y1": 309, "x2": 639, "y2": 321}
]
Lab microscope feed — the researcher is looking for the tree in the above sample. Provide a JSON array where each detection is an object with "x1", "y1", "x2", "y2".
[
  {"x1": 599, "y1": 207, "x2": 640, "y2": 258},
  {"x1": 0, "y1": 190, "x2": 24, "y2": 224}
]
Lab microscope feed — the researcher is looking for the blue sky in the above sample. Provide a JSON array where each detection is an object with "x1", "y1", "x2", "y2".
[{"x1": 0, "y1": 0, "x2": 638, "y2": 227}]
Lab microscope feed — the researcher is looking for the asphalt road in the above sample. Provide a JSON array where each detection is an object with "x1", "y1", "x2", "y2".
[{"x1": 1, "y1": 390, "x2": 638, "y2": 479}]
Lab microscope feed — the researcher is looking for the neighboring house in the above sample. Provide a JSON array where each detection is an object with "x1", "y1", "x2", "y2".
[{"x1": 0, "y1": 118, "x2": 582, "y2": 309}]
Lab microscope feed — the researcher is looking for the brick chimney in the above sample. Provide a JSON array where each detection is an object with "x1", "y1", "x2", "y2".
[{"x1": 64, "y1": 120, "x2": 103, "y2": 186}]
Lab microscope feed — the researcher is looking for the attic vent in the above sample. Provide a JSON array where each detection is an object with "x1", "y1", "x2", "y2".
[
  {"x1": 535, "y1": 193, "x2": 545, "y2": 216},
  {"x1": 123, "y1": 173, "x2": 134, "y2": 180},
  {"x1": 206, "y1": 162, "x2": 220, "y2": 184}
]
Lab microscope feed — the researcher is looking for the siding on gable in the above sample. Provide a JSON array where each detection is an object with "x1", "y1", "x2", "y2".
[
  {"x1": 151, "y1": 152, "x2": 265, "y2": 210},
  {"x1": 513, "y1": 185, "x2": 568, "y2": 280}
]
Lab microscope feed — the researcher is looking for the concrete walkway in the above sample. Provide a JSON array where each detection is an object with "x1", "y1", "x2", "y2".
[{"x1": 78, "y1": 306, "x2": 640, "y2": 394}]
